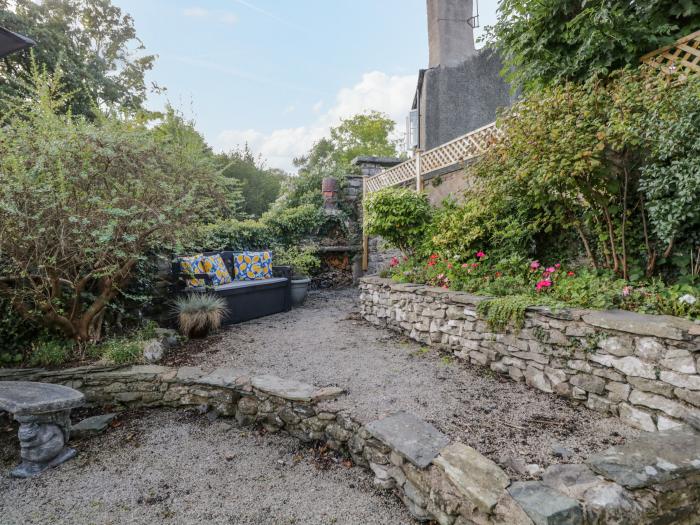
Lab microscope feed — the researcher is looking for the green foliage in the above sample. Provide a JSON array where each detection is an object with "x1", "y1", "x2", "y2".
[
  {"x1": 365, "y1": 188, "x2": 432, "y2": 257},
  {"x1": 0, "y1": 67, "x2": 229, "y2": 342},
  {"x1": 275, "y1": 246, "x2": 321, "y2": 277},
  {"x1": 477, "y1": 295, "x2": 549, "y2": 332},
  {"x1": 0, "y1": 0, "x2": 158, "y2": 117},
  {"x1": 92, "y1": 338, "x2": 143, "y2": 365},
  {"x1": 28, "y1": 338, "x2": 73, "y2": 367},
  {"x1": 486, "y1": 0, "x2": 700, "y2": 90},
  {"x1": 218, "y1": 146, "x2": 288, "y2": 218}
]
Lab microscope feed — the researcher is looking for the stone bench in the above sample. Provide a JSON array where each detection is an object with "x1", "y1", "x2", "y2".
[{"x1": 0, "y1": 381, "x2": 84, "y2": 477}]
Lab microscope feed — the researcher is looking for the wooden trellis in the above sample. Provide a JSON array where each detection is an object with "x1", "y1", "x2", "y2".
[
  {"x1": 641, "y1": 29, "x2": 700, "y2": 79},
  {"x1": 364, "y1": 121, "x2": 500, "y2": 194}
]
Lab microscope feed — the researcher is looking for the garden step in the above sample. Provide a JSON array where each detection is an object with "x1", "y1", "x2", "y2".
[
  {"x1": 365, "y1": 411, "x2": 449, "y2": 468},
  {"x1": 508, "y1": 481, "x2": 583, "y2": 525}
]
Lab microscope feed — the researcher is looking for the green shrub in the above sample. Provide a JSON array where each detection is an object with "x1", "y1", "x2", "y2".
[
  {"x1": 28, "y1": 339, "x2": 73, "y2": 367},
  {"x1": 365, "y1": 188, "x2": 432, "y2": 257},
  {"x1": 97, "y1": 338, "x2": 144, "y2": 365},
  {"x1": 275, "y1": 246, "x2": 321, "y2": 277}
]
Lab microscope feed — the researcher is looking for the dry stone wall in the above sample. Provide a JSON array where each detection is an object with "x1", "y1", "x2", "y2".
[
  {"x1": 1, "y1": 363, "x2": 699, "y2": 524},
  {"x1": 360, "y1": 277, "x2": 700, "y2": 433}
]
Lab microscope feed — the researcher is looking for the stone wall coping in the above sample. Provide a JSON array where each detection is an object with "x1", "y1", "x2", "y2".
[{"x1": 360, "y1": 276, "x2": 699, "y2": 339}]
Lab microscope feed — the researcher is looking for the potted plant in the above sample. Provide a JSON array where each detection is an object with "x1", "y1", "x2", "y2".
[
  {"x1": 276, "y1": 246, "x2": 320, "y2": 306},
  {"x1": 173, "y1": 293, "x2": 227, "y2": 338}
]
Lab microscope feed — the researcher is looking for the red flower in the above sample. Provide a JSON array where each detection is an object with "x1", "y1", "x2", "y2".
[
  {"x1": 567, "y1": 271, "x2": 575, "y2": 277},
  {"x1": 495, "y1": 271, "x2": 502, "y2": 278},
  {"x1": 390, "y1": 256, "x2": 399, "y2": 267},
  {"x1": 472, "y1": 263, "x2": 478, "y2": 268},
  {"x1": 476, "y1": 251, "x2": 486, "y2": 259},
  {"x1": 447, "y1": 263, "x2": 453, "y2": 269},
  {"x1": 555, "y1": 263, "x2": 561, "y2": 269}
]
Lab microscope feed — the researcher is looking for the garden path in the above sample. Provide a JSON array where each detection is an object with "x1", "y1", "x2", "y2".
[{"x1": 186, "y1": 288, "x2": 639, "y2": 476}]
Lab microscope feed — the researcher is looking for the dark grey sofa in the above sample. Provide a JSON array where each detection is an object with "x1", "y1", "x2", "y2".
[{"x1": 172, "y1": 251, "x2": 292, "y2": 325}]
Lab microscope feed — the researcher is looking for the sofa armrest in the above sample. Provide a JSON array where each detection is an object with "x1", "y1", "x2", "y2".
[{"x1": 272, "y1": 266, "x2": 292, "y2": 280}]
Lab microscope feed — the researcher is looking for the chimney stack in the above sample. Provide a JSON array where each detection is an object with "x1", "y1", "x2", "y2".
[{"x1": 427, "y1": 0, "x2": 476, "y2": 68}]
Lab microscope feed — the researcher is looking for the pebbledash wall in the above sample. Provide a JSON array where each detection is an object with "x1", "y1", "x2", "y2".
[{"x1": 360, "y1": 277, "x2": 700, "y2": 433}]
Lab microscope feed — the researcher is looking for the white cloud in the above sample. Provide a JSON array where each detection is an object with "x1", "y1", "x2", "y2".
[
  {"x1": 183, "y1": 7, "x2": 208, "y2": 17},
  {"x1": 214, "y1": 71, "x2": 417, "y2": 172}
]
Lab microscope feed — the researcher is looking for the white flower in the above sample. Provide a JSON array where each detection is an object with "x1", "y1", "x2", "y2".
[{"x1": 678, "y1": 294, "x2": 697, "y2": 305}]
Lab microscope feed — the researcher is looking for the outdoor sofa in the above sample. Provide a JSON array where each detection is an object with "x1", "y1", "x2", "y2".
[{"x1": 172, "y1": 250, "x2": 292, "y2": 324}]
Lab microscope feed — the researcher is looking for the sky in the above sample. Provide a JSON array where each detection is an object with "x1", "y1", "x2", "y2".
[{"x1": 113, "y1": 0, "x2": 501, "y2": 172}]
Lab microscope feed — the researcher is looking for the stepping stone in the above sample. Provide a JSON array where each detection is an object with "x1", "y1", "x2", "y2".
[
  {"x1": 251, "y1": 375, "x2": 315, "y2": 402},
  {"x1": 508, "y1": 481, "x2": 583, "y2": 525},
  {"x1": 196, "y1": 367, "x2": 249, "y2": 388},
  {"x1": 365, "y1": 411, "x2": 449, "y2": 468},
  {"x1": 72, "y1": 413, "x2": 117, "y2": 438},
  {"x1": 586, "y1": 426, "x2": 700, "y2": 489}
]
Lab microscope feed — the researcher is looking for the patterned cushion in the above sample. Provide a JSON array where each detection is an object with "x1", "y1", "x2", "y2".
[
  {"x1": 200, "y1": 253, "x2": 233, "y2": 286},
  {"x1": 233, "y1": 251, "x2": 273, "y2": 281},
  {"x1": 179, "y1": 254, "x2": 205, "y2": 288}
]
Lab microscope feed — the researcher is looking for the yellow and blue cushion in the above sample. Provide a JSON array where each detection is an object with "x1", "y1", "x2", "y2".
[
  {"x1": 179, "y1": 254, "x2": 205, "y2": 288},
  {"x1": 200, "y1": 253, "x2": 233, "y2": 286},
  {"x1": 233, "y1": 251, "x2": 273, "y2": 281}
]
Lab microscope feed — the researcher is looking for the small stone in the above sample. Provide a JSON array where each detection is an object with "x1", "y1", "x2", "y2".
[
  {"x1": 627, "y1": 377, "x2": 674, "y2": 397},
  {"x1": 581, "y1": 481, "x2": 643, "y2": 524},
  {"x1": 674, "y1": 388, "x2": 700, "y2": 407},
  {"x1": 629, "y1": 390, "x2": 695, "y2": 420},
  {"x1": 142, "y1": 339, "x2": 165, "y2": 363},
  {"x1": 311, "y1": 386, "x2": 345, "y2": 402},
  {"x1": 659, "y1": 370, "x2": 700, "y2": 390},
  {"x1": 605, "y1": 382, "x2": 630, "y2": 402},
  {"x1": 635, "y1": 338, "x2": 664, "y2": 362},
  {"x1": 71, "y1": 413, "x2": 117, "y2": 438},
  {"x1": 526, "y1": 464, "x2": 543, "y2": 477},
  {"x1": 237, "y1": 396, "x2": 258, "y2": 416},
  {"x1": 598, "y1": 337, "x2": 633, "y2": 357},
  {"x1": 551, "y1": 444, "x2": 573, "y2": 460},
  {"x1": 508, "y1": 481, "x2": 583, "y2": 525},
  {"x1": 433, "y1": 443, "x2": 510, "y2": 513},
  {"x1": 611, "y1": 357, "x2": 656, "y2": 379},
  {"x1": 659, "y1": 349, "x2": 696, "y2": 374},
  {"x1": 542, "y1": 464, "x2": 600, "y2": 500},
  {"x1": 570, "y1": 373, "x2": 605, "y2": 395},
  {"x1": 526, "y1": 367, "x2": 552, "y2": 393},
  {"x1": 656, "y1": 416, "x2": 683, "y2": 431},
  {"x1": 618, "y1": 403, "x2": 656, "y2": 432}
]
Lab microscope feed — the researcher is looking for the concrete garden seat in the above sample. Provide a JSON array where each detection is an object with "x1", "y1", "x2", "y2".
[{"x1": 0, "y1": 381, "x2": 84, "y2": 477}]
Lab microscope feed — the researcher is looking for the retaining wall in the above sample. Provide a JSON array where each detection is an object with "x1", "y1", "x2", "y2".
[
  {"x1": 359, "y1": 277, "x2": 700, "y2": 433},
  {"x1": 2, "y1": 359, "x2": 699, "y2": 524}
]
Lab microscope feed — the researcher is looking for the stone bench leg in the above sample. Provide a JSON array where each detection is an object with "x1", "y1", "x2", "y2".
[{"x1": 12, "y1": 410, "x2": 77, "y2": 478}]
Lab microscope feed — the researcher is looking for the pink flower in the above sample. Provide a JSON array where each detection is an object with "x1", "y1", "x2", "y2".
[
  {"x1": 555, "y1": 263, "x2": 561, "y2": 269},
  {"x1": 622, "y1": 286, "x2": 633, "y2": 297},
  {"x1": 535, "y1": 279, "x2": 552, "y2": 291},
  {"x1": 542, "y1": 271, "x2": 551, "y2": 278},
  {"x1": 476, "y1": 251, "x2": 486, "y2": 259},
  {"x1": 546, "y1": 267, "x2": 556, "y2": 273},
  {"x1": 437, "y1": 274, "x2": 445, "y2": 280},
  {"x1": 390, "y1": 256, "x2": 399, "y2": 267},
  {"x1": 461, "y1": 263, "x2": 469, "y2": 268},
  {"x1": 530, "y1": 260, "x2": 541, "y2": 270},
  {"x1": 472, "y1": 263, "x2": 479, "y2": 268},
  {"x1": 447, "y1": 263, "x2": 453, "y2": 269}
]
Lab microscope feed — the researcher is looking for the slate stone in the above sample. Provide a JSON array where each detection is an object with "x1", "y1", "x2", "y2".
[
  {"x1": 582, "y1": 310, "x2": 693, "y2": 340},
  {"x1": 542, "y1": 464, "x2": 601, "y2": 500},
  {"x1": 586, "y1": 426, "x2": 700, "y2": 489},
  {"x1": 251, "y1": 374, "x2": 315, "y2": 401},
  {"x1": 0, "y1": 381, "x2": 84, "y2": 416},
  {"x1": 196, "y1": 367, "x2": 249, "y2": 388},
  {"x1": 71, "y1": 413, "x2": 117, "y2": 438},
  {"x1": 433, "y1": 442, "x2": 509, "y2": 513},
  {"x1": 175, "y1": 367, "x2": 206, "y2": 385},
  {"x1": 365, "y1": 411, "x2": 449, "y2": 468},
  {"x1": 508, "y1": 481, "x2": 583, "y2": 525}
]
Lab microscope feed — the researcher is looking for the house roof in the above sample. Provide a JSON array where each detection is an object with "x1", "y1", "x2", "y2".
[{"x1": 0, "y1": 27, "x2": 35, "y2": 59}]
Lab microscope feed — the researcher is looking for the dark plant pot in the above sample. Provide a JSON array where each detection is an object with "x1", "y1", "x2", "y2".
[
  {"x1": 187, "y1": 325, "x2": 211, "y2": 339},
  {"x1": 290, "y1": 277, "x2": 311, "y2": 306}
]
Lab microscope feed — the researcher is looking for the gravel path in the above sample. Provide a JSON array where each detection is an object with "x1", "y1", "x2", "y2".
[
  {"x1": 0, "y1": 410, "x2": 415, "y2": 525},
  {"x1": 186, "y1": 288, "x2": 638, "y2": 475}
]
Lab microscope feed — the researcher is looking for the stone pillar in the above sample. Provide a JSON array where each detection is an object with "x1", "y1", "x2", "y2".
[{"x1": 349, "y1": 156, "x2": 403, "y2": 280}]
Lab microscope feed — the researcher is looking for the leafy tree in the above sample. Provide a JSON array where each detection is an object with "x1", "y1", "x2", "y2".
[
  {"x1": 364, "y1": 188, "x2": 431, "y2": 257},
  {"x1": 288, "y1": 111, "x2": 400, "y2": 208},
  {"x1": 218, "y1": 146, "x2": 288, "y2": 218},
  {"x1": 486, "y1": 0, "x2": 700, "y2": 90},
  {"x1": 0, "y1": 0, "x2": 158, "y2": 117},
  {"x1": 0, "y1": 69, "x2": 226, "y2": 343}
]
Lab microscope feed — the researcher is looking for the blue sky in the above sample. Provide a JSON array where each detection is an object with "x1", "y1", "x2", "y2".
[{"x1": 113, "y1": 0, "x2": 501, "y2": 171}]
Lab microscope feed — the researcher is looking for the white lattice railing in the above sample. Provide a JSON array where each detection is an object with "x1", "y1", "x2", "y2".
[
  {"x1": 365, "y1": 121, "x2": 502, "y2": 193},
  {"x1": 641, "y1": 29, "x2": 700, "y2": 78}
]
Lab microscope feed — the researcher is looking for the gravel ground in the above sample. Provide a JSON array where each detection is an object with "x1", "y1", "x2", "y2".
[
  {"x1": 0, "y1": 410, "x2": 415, "y2": 525},
  {"x1": 182, "y1": 288, "x2": 639, "y2": 475}
]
